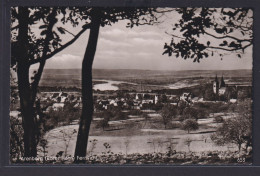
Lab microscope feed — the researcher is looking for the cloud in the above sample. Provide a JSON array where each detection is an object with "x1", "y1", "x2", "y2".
[
  {"x1": 99, "y1": 38, "x2": 133, "y2": 47},
  {"x1": 101, "y1": 28, "x2": 125, "y2": 37},
  {"x1": 44, "y1": 54, "x2": 82, "y2": 69},
  {"x1": 134, "y1": 52, "x2": 153, "y2": 57},
  {"x1": 96, "y1": 50, "x2": 129, "y2": 59},
  {"x1": 101, "y1": 28, "x2": 162, "y2": 39},
  {"x1": 131, "y1": 37, "x2": 161, "y2": 46}
]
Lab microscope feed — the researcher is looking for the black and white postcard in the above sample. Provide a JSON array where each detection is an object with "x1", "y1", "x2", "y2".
[{"x1": 9, "y1": 7, "x2": 253, "y2": 165}]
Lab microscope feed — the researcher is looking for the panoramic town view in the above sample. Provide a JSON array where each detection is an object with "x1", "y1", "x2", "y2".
[{"x1": 10, "y1": 7, "x2": 253, "y2": 164}]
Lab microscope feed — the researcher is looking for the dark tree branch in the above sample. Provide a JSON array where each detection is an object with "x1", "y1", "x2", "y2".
[
  {"x1": 236, "y1": 25, "x2": 252, "y2": 32},
  {"x1": 31, "y1": 8, "x2": 58, "y2": 103},
  {"x1": 63, "y1": 28, "x2": 76, "y2": 37},
  {"x1": 29, "y1": 23, "x2": 91, "y2": 65},
  {"x1": 207, "y1": 46, "x2": 238, "y2": 51},
  {"x1": 204, "y1": 31, "x2": 251, "y2": 42},
  {"x1": 165, "y1": 31, "x2": 186, "y2": 39},
  {"x1": 11, "y1": 25, "x2": 19, "y2": 31},
  {"x1": 207, "y1": 43, "x2": 251, "y2": 52},
  {"x1": 136, "y1": 21, "x2": 160, "y2": 26}
]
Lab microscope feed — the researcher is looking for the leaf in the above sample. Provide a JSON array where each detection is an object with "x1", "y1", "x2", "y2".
[
  {"x1": 170, "y1": 39, "x2": 174, "y2": 47},
  {"x1": 57, "y1": 27, "x2": 65, "y2": 34},
  {"x1": 39, "y1": 25, "x2": 47, "y2": 29},
  {"x1": 40, "y1": 30, "x2": 47, "y2": 36},
  {"x1": 229, "y1": 41, "x2": 239, "y2": 48},
  {"x1": 162, "y1": 50, "x2": 168, "y2": 55},
  {"x1": 219, "y1": 40, "x2": 228, "y2": 46},
  {"x1": 53, "y1": 31, "x2": 59, "y2": 39},
  {"x1": 163, "y1": 43, "x2": 168, "y2": 49},
  {"x1": 215, "y1": 28, "x2": 224, "y2": 34}
]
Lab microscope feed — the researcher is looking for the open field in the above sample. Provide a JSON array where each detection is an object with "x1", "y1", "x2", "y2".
[{"x1": 41, "y1": 114, "x2": 238, "y2": 158}]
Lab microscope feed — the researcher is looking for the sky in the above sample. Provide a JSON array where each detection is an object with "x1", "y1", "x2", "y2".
[{"x1": 31, "y1": 9, "x2": 253, "y2": 71}]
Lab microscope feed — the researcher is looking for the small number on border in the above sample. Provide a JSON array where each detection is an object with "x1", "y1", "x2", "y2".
[{"x1": 237, "y1": 157, "x2": 246, "y2": 163}]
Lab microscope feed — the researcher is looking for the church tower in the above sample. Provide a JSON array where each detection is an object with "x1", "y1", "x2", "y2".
[
  {"x1": 220, "y1": 75, "x2": 225, "y2": 88},
  {"x1": 213, "y1": 75, "x2": 219, "y2": 94}
]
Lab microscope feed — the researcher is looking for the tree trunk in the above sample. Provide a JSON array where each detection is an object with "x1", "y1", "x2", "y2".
[
  {"x1": 17, "y1": 7, "x2": 37, "y2": 158},
  {"x1": 74, "y1": 9, "x2": 101, "y2": 163},
  {"x1": 17, "y1": 63, "x2": 37, "y2": 158}
]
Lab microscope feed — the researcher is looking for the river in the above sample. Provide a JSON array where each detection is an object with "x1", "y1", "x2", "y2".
[
  {"x1": 93, "y1": 79, "x2": 124, "y2": 91},
  {"x1": 93, "y1": 79, "x2": 199, "y2": 91},
  {"x1": 93, "y1": 79, "x2": 138, "y2": 91}
]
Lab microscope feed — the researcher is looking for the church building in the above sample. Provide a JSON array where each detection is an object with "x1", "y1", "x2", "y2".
[{"x1": 213, "y1": 75, "x2": 226, "y2": 96}]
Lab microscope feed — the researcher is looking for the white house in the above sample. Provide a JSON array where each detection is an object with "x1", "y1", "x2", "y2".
[
  {"x1": 52, "y1": 103, "x2": 65, "y2": 111},
  {"x1": 219, "y1": 87, "x2": 226, "y2": 95},
  {"x1": 230, "y1": 99, "x2": 237, "y2": 103},
  {"x1": 180, "y1": 92, "x2": 192, "y2": 102}
]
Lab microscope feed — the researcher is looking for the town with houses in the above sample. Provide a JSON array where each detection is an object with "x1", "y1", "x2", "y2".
[
  {"x1": 11, "y1": 75, "x2": 251, "y2": 120},
  {"x1": 52, "y1": 75, "x2": 249, "y2": 111}
]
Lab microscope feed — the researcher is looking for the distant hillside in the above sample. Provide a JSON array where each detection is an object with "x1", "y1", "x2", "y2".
[
  {"x1": 41, "y1": 69, "x2": 252, "y2": 78},
  {"x1": 38, "y1": 69, "x2": 252, "y2": 88}
]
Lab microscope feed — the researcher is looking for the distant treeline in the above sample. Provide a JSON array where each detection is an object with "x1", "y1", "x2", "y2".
[
  {"x1": 38, "y1": 81, "x2": 109, "y2": 92},
  {"x1": 150, "y1": 84, "x2": 207, "y2": 96},
  {"x1": 39, "y1": 86, "x2": 81, "y2": 92}
]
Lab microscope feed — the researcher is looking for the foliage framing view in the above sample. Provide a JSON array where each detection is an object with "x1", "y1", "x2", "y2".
[
  {"x1": 163, "y1": 8, "x2": 253, "y2": 62},
  {"x1": 10, "y1": 7, "x2": 252, "y2": 164}
]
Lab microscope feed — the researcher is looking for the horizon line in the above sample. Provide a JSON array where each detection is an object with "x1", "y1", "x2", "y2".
[{"x1": 35, "y1": 68, "x2": 252, "y2": 71}]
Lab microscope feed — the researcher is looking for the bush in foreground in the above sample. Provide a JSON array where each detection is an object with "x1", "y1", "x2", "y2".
[{"x1": 182, "y1": 119, "x2": 199, "y2": 133}]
